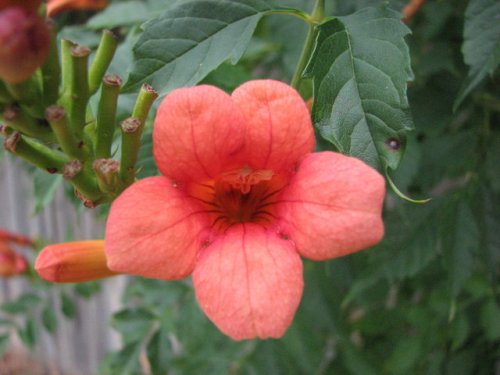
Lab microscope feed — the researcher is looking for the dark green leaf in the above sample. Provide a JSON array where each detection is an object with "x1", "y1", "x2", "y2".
[
  {"x1": 33, "y1": 170, "x2": 63, "y2": 214},
  {"x1": 1, "y1": 293, "x2": 42, "y2": 314},
  {"x1": 136, "y1": 130, "x2": 158, "y2": 179},
  {"x1": 385, "y1": 336, "x2": 422, "y2": 374},
  {"x1": 42, "y1": 307, "x2": 57, "y2": 333},
  {"x1": 87, "y1": 1, "x2": 171, "y2": 29},
  {"x1": 19, "y1": 319, "x2": 36, "y2": 348},
  {"x1": 0, "y1": 335, "x2": 9, "y2": 357},
  {"x1": 450, "y1": 313, "x2": 469, "y2": 351},
  {"x1": 455, "y1": 0, "x2": 500, "y2": 107},
  {"x1": 112, "y1": 309, "x2": 157, "y2": 344},
  {"x1": 124, "y1": 0, "x2": 296, "y2": 95},
  {"x1": 74, "y1": 281, "x2": 101, "y2": 299},
  {"x1": 480, "y1": 299, "x2": 500, "y2": 341},
  {"x1": 305, "y1": 6, "x2": 414, "y2": 171},
  {"x1": 61, "y1": 292, "x2": 76, "y2": 319},
  {"x1": 443, "y1": 201, "x2": 480, "y2": 295}
]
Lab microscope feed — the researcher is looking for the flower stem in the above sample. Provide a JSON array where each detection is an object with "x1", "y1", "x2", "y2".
[
  {"x1": 119, "y1": 84, "x2": 158, "y2": 186},
  {"x1": 41, "y1": 23, "x2": 61, "y2": 107},
  {"x1": 45, "y1": 105, "x2": 88, "y2": 160},
  {"x1": 95, "y1": 74, "x2": 121, "y2": 159},
  {"x1": 2, "y1": 128, "x2": 67, "y2": 173},
  {"x1": 68, "y1": 45, "x2": 91, "y2": 138},
  {"x1": 2, "y1": 104, "x2": 55, "y2": 143},
  {"x1": 290, "y1": 0, "x2": 325, "y2": 90},
  {"x1": 63, "y1": 160, "x2": 102, "y2": 202},
  {"x1": 88, "y1": 30, "x2": 118, "y2": 96},
  {"x1": 60, "y1": 39, "x2": 75, "y2": 99}
]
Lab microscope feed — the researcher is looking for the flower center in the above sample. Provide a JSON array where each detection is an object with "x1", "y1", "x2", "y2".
[{"x1": 187, "y1": 167, "x2": 286, "y2": 231}]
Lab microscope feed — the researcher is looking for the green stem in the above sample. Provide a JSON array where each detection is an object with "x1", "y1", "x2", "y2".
[
  {"x1": 63, "y1": 160, "x2": 103, "y2": 202},
  {"x1": 41, "y1": 23, "x2": 61, "y2": 107},
  {"x1": 119, "y1": 84, "x2": 158, "y2": 186},
  {"x1": 290, "y1": 0, "x2": 325, "y2": 90},
  {"x1": 60, "y1": 39, "x2": 75, "y2": 99},
  {"x1": 93, "y1": 158, "x2": 120, "y2": 195},
  {"x1": 45, "y1": 105, "x2": 88, "y2": 160},
  {"x1": 0, "y1": 81, "x2": 12, "y2": 103},
  {"x1": 2, "y1": 128, "x2": 67, "y2": 173},
  {"x1": 88, "y1": 30, "x2": 118, "y2": 96},
  {"x1": 95, "y1": 75, "x2": 121, "y2": 159},
  {"x1": 2, "y1": 104, "x2": 55, "y2": 143},
  {"x1": 68, "y1": 45, "x2": 91, "y2": 138}
]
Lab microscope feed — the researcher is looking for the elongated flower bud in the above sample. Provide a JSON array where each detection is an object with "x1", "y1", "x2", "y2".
[
  {"x1": 0, "y1": 7, "x2": 50, "y2": 84},
  {"x1": 47, "y1": 0, "x2": 108, "y2": 17},
  {"x1": 0, "y1": 243, "x2": 28, "y2": 277},
  {"x1": 0, "y1": 228, "x2": 33, "y2": 246},
  {"x1": 35, "y1": 240, "x2": 118, "y2": 283}
]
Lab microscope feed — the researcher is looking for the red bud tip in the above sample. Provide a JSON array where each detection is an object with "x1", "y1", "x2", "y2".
[{"x1": 0, "y1": 7, "x2": 50, "y2": 84}]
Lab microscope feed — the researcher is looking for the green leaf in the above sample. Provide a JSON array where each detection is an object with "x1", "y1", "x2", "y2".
[
  {"x1": 19, "y1": 319, "x2": 36, "y2": 349},
  {"x1": 0, "y1": 335, "x2": 9, "y2": 357},
  {"x1": 136, "y1": 130, "x2": 158, "y2": 179},
  {"x1": 1, "y1": 293, "x2": 42, "y2": 314},
  {"x1": 385, "y1": 336, "x2": 422, "y2": 374},
  {"x1": 61, "y1": 292, "x2": 76, "y2": 319},
  {"x1": 455, "y1": 0, "x2": 500, "y2": 108},
  {"x1": 305, "y1": 6, "x2": 414, "y2": 171},
  {"x1": 33, "y1": 170, "x2": 63, "y2": 214},
  {"x1": 87, "y1": 1, "x2": 170, "y2": 29},
  {"x1": 480, "y1": 299, "x2": 500, "y2": 341},
  {"x1": 450, "y1": 312, "x2": 469, "y2": 351},
  {"x1": 124, "y1": 0, "x2": 298, "y2": 95},
  {"x1": 112, "y1": 309, "x2": 157, "y2": 344},
  {"x1": 42, "y1": 307, "x2": 57, "y2": 333},
  {"x1": 443, "y1": 201, "x2": 480, "y2": 296}
]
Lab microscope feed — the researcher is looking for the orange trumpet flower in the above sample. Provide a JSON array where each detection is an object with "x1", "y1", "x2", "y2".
[
  {"x1": 35, "y1": 240, "x2": 118, "y2": 283},
  {"x1": 47, "y1": 0, "x2": 108, "y2": 17}
]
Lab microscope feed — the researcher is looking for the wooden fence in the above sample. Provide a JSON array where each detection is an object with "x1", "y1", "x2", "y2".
[{"x1": 0, "y1": 155, "x2": 124, "y2": 375}]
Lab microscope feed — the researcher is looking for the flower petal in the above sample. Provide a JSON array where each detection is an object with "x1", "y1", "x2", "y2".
[
  {"x1": 153, "y1": 85, "x2": 246, "y2": 183},
  {"x1": 193, "y1": 223, "x2": 303, "y2": 340},
  {"x1": 277, "y1": 152, "x2": 385, "y2": 260},
  {"x1": 231, "y1": 80, "x2": 315, "y2": 172},
  {"x1": 105, "y1": 177, "x2": 210, "y2": 280}
]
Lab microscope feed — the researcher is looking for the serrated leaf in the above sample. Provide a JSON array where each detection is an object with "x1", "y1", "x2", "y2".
[
  {"x1": 124, "y1": 0, "x2": 294, "y2": 95},
  {"x1": 305, "y1": 6, "x2": 414, "y2": 171},
  {"x1": 33, "y1": 170, "x2": 63, "y2": 214},
  {"x1": 455, "y1": 0, "x2": 500, "y2": 108}
]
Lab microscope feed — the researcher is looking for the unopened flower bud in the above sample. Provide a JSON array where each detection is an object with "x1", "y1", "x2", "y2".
[
  {"x1": 35, "y1": 240, "x2": 118, "y2": 283},
  {"x1": 0, "y1": 243, "x2": 28, "y2": 277},
  {"x1": 47, "y1": 0, "x2": 109, "y2": 17},
  {"x1": 0, "y1": 7, "x2": 50, "y2": 84}
]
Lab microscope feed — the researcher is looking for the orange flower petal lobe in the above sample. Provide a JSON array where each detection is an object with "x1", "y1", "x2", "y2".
[
  {"x1": 105, "y1": 177, "x2": 210, "y2": 280},
  {"x1": 193, "y1": 223, "x2": 303, "y2": 340},
  {"x1": 231, "y1": 80, "x2": 315, "y2": 173},
  {"x1": 278, "y1": 152, "x2": 385, "y2": 260},
  {"x1": 153, "y1": 85, "x2": 246, "y2": 183}
]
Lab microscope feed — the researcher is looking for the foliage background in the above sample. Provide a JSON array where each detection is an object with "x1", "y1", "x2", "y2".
[{"x1": 1, "y1": 0, "x2": 499, "y2": 374}]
